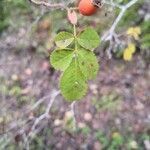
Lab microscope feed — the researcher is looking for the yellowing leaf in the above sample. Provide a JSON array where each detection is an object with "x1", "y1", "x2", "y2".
[
  {"x1": 123, "y1": 43, "x2": 136, "y2": 61},
  {"x1": 123, "y1": 48, "x2": 133, "y2": 61},
  {"x1": 129, "y1": 141, "x2": 138, "y2": 149},
  {"x1": 112, "y1": 132, "x2": 121, "y2": 138},
  {"x1": 127, "y1": 26, "x2": 141, "y2": 40},
  {"x1": 134, "y1": 27, "x2": 141, "y2": 35},
  {"x1": 128, "y1": 43, "x2": 136, "y2": 54}
]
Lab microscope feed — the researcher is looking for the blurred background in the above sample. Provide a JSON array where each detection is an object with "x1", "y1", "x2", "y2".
[{"x1": 0, "y1": 0, "x2": 149, "y2": 149}]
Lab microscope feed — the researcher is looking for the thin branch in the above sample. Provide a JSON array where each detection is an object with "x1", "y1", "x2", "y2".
[
  {"x1": 103, "y1": 0, "x2": 122, "y2": 9},
  {"x1": 45, "y1": 90, "x2": 60, "y2": 115},
  {"x1": 102, "y1": 0, "x2": 139, "y2": 41},
  {"x1": 28, "y1": 90, "x2": 60, "y2": 137},
  {"x1": 71, "y1": 101, "x2": 77, "y2": 129},
  {"x1": 29, "y1": 0, "x2": 66, "y2": 9},
  {"x1": 23, "y1": 133, "x2": 30, "y2": 150},
  {"x1": 31, "y1": 94, "x2": 51, "y2": 110}
]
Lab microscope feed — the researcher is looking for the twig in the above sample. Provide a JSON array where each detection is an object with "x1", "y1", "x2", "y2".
[
  {"x1": 102, "y1": 0, "x2": 122, "y2": 9},
  {"x1": 20, "y1": 90, "x2": 60, "y2": 149},
  {"x1": 31, "y1": 94, "x2": 51, "y2": 110},
  {"x1": 45, "y1": 90, "x2": 60, "y2": 115},
  {"x1": 71, "y1": 101, "x2": 77, "y2": 129},
  {"x1": 29, "y1": 0, "x2": 66, "y2": 9},
  {"x1": 23, "y1": 133, "x2": 30, "y2": 150},
  {"x1": 28, "y1": 90, "x2": 60, "y2": 137},
  {"x1": 102, "y1": 0, "x2": 139, "y2": 41}
]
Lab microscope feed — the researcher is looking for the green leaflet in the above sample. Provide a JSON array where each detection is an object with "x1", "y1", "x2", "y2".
[
  {"x1": 60, "y1": 58, "x2": 88, "y2": 101},
  {"x1": 50, "y1": 49, "x2": 74, "y2": 71},
  {"x1": 77, "y1": 48, "x2": 99, "y2": 80},
  {"x1": 77, "y1": 27, "x2": 100, "y2": 50},
  {"x1": 54, "y1": 32, "x2": 74, "y2": 48}
]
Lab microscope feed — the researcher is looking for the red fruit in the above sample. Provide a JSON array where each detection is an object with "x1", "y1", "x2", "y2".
[{"x1": 78, "y1": 0, "x2": 98, "y2": 16}]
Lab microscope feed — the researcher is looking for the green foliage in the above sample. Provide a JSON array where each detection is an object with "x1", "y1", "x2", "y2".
[
  {"x1": 30, "y1": 128, "x2": 52, "y2": 150},
  {"x1": 0, "y1": 0, "x2": 9, "y2": 32},
  {"x1": 95, "y1": 131, "x2": 125, "y2": 149},
  {"x1": 0, "y1": 77, "x2": 35, "y2": 107},
  {"x1": 95, "y1": 130, "x2": 150, "y2": 150},
  {"x1": 77, "y1": 48, "x2": 99, "y2": 80},
  {"x1": 140, "y1": 20, "x2": 150, "y2": 50},
  {"x1": 0, "y1": 84, "x2": 8, "y2": 95},
  {"x1": 92, "y1": 92, "x2": 122, "y2": 112},
  {"x1": 114, "y1": 0, "x2": 149, "y2": 52},
  {"x1": 54, "y1": 32, "x2": 74, "y2": 48},
  {"x1": 109, "y1": 133, "x2": 124, "y2": 150},
  {"x1": 60, "y1": 58, "x2": 88, "y2": 100},
  {"x1": 50, "y1": 49, "x2": 74, "y2": 71},
  {"x1": 9, "y1": 86, "x2": 22, "y2": 97},
  {"x1": 50, "y1": 27, "x2": 100, "y2": 101},
  {"x1": 77, "y1": 27, "x2": 100, "y2": 50},
  {"x1": 117, "y1": 0, "x2": 144, "y2": 29},
  {"x1": 80, "y1": 126, "x2": 91, "y2": 136},
  {"x1": 0, "y1": 0, "x2": 30, "y2": 33},
  {"x1": 95, "y1": 131, "x2": 109, "y2": 148},
  {"x1": 64, "y1": 117, "x2": 76, "y2": 133}
]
